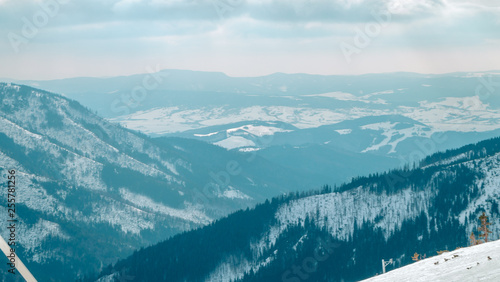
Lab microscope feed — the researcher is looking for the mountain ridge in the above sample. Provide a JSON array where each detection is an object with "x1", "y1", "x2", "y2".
[
  {"x1": 0, "y1": 83, "x2": 323, "y2": 281},
  {"x1": 93, "y1": 135, "x2": 500, "y2": 282}
]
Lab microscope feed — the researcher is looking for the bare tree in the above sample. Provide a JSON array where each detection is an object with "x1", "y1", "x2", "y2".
[{"x1": 477, "y1": 212, "x2": 492, "y2": 243}]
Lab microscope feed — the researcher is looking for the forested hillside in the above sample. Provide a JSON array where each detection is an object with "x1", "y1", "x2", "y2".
[
  {"x1": 0, "y1": 83, "x2": 319, "y2": 281},
  {"x1": 93, "y1": 137, "x2": 500, "y2": 281}
]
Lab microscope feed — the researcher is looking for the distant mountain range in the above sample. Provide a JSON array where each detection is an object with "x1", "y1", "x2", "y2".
[
  {"x1": 167, "y1": 116, "x2": 500, "y2": 185},
  {"x1": 1, "y1": 70, "x2": 499, "y2": 281},
  {"x1": 0, "y1": 83, "x2": 327, "y2": 281},
  {"x1": 6, "y1": 70, "x2": 500, "y2": 187},
  {"x1": 93, "y1": 136, "x2": 500, "y2": 281},
  {"x1": 7, "y1": 70, "x2": 500, "y2": 129}
]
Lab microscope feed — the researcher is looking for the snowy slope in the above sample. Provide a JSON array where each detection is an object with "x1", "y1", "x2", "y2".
[
  {"x1": 0, "y1": 83, "x2": 308, "y2": 281},
  {"x1": 92, "y1": 136, "x2": 500, "y2": 282},
  {"x1": 0, "y1": 83, "x2": 211, "y2": 280},
  {"x1": 362, "y1": 240, "x2": 500, "y2": 282},
  {"x1": 13, "y1": 71, "x2": 500, "y2": 159},
  {"x1": 235, "y1": 151, "x2": 500, "y2": 279}
]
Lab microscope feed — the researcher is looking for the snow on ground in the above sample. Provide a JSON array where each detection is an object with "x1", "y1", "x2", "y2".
[
  {"x1": 226, "y1": 124, "x2": 291, "y2": 136},
  {"x1": 252, "y1": 186, "x2": 435, "y2": 258},
  {"x1": 400, "y1": 96, "x2": 500, "y2": 132},
  {"x1": 194, "y1": 132, "x2": 219, "y2": 137},
  {"x1": 335, "y1": 129, "x2": 352, "y2": 135},
  {"x1": 360, "y1": 90, "x2": 394, "y2": 99},
  {"x1": 215, "y1": 136, "x2": 256, "y2": 150},
  {"x1": 89, "y1": 199, "x2": 155, "y2": 235},
  {"x1": 459, "y1": 152, "x2": 500, "y2": 237},
  {"x1": 239, "y1": 147, "x2": 261, "y2": 152},
  {"x1": 95, "y1": 273, "x2": 118, "y2": 282},
  {"x1": 19, "y1": 219, "x2": 70, "y2": 258},
  {"x1": 119, "y1": 188, "x2": 212, "y2": 225},
  {"x1": 206, "y1": 256, "x2": 253, "y2": 282},
  {"x1": 304, "y1": 92, "x2": 387, "y2": 104},
  {"x1": 113, "y1": 105, "x2": 386, "y2": 134},
  {"x1": 113, "y1": 95, "x2": 500, "y2": 136},
  {"x1": 362, "y1": 239, "x2": 500, "y2": 282},
  {"x1": 219, "y1": 187, "x2": 252, "y2": 200},
  {"x1": 361, "y1": 122, "x2": 432, "y2": 154},
  {"x1": 304, "y1": 91, "x2": 360, "y2": 101}
]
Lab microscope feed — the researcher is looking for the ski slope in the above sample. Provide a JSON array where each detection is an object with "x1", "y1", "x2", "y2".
[{"x1": 362, "y1": 240, "x2": 500, "y2": 282}]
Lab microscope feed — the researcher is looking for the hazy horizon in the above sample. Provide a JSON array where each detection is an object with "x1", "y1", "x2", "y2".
[
  {"x1": 1, "y1": 0, "x2": 499, "y2": 80},
  {"x1": 1, "y1": 2, "x2": 500, "y2": 281},
  {"x1": 2, "y1": 68, "x2": 500, "y2": 82}
]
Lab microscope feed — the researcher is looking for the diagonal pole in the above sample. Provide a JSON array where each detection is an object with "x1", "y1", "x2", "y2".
[{"x1": 0, "y1": 234, "x2": 37, "y2": 282}]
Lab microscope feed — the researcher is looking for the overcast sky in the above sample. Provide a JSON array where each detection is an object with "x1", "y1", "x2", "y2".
[{"x1": 0, "y1": 0, "x2": 499, "y2": 80}]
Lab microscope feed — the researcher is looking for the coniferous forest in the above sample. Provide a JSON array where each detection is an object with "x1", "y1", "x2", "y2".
[{"x1": 89, "y1": 137, "x2": 500, "y2": 282}]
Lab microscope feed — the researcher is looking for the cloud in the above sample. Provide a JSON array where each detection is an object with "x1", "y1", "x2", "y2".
[
  {"x1": 0, "y1": 0, "x2": 499, "y2": 79},
  {"x1": 0, "y1": 0, "x2": 455, "y2": 28},
  {"x1": 0, "y1": 0, "x2": 495, "y2": 30}
]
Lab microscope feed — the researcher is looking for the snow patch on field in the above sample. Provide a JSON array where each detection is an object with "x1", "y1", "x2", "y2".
[
  {"x1": 400, "y1": 96, "x2": 500, "y2": 132},
  {"x1": 215, "y1": 136, "x2": 256, "y2": 150},
  {"x1": 239, "y1": 147, "x2": 261, "y2": 152},
  {"x1": 219, "y1": 187, "x2": 252, "y2": 200},
  {"x1": 304, "y1": 92, "x2": 387, "y2": 104},
  {"x1": 361, "y1": 122, "x2": 432, "y2": 154},
  {"x1": 335, "y1": 129, "x2": 352, "y2": 135},
  {"x1": 194, "y1": 131, "x2": 219, "y2": 137},
  {"x1": 226, "y1": 124, "x2": 291, "y2": 137},
  {"x1": 114, "y1": 105, "x2": 387, "y2": 134},
  {"x1": 114, "y1": 94, "x2": 500, "y2": 136}
]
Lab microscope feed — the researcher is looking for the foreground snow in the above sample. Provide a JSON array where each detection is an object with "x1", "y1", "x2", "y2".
[{"x1": 362, "y1": 239, "x2": 500, "y2": 282}]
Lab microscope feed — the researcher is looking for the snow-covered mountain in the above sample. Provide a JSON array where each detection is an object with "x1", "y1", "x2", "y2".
[
  {"x1": 3, "y1": 70, "x2": 500, "y2": 281},
  {"x1": 115, "y1": 93, "x2": 500, "y2": 137},
  {"x1": 0, "y1": 83, "x2": 321, "y2": 281},
  {"x1": 12, "y1": 70, "x2": 500, "y2": 181},
  {"x1": 170, "y1": 120, "x2": 297, "y2": 151},
  {"x1": 12, "y1": 70, "x2": 500, "y2": 134},
  {"x1": 168, "y1": 115, "x2": 500, "y2": 186},
  {"x1": 94, "y1": 136, "x2": 500, "y2": 282},
  {"x1": 362, "y1": 239, "x2": 500, "y2": 282}
]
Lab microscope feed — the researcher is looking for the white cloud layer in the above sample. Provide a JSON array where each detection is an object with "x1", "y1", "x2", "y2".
[{"x1": 0, "y1": 0, "x2": 499, "y2": 79}]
